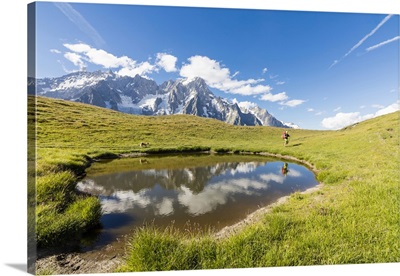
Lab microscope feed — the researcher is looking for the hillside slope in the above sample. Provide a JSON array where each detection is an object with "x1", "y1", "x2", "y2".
[{"x1": 30, "y1": 96, "x2": 400, "y2": 270}]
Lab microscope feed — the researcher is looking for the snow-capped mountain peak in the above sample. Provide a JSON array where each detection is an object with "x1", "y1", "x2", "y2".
[{"x1": 29, "y1": 71, "x2": 293, "y2": 128}]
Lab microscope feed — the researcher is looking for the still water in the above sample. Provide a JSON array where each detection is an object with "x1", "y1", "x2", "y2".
[{"x1": 77, "y1": 154, "x2": 318, "y2": 249}]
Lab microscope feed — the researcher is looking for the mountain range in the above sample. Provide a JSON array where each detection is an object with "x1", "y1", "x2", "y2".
[{"x1": 28, "y1": 71, "x2": 298, "y2": 128}]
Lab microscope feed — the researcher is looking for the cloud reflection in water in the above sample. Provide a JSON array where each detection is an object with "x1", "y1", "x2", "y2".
[{"x1": 77, "y1": 161, "x2": 307, "y2": 217}]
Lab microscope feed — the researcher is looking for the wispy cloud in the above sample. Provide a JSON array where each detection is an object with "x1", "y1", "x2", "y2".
[
  {"x1": 50, "y1": 49, "x2": 61, "y2": 54},
  {"x1": 259, "y1": 92, "x2": 305, "y2": 107},
  {"x1": 366, "y1": 36, "x2": 400, "y2": 52},
  {"x1": 329, "y1": 14, "x2": 393, "y2": 69},
  {"x1": 54, "y1": 3, "x2": 106, "y2": 48},
  {"x1": 279, "y1": 99, "x2": 306, "y2": 107},
  {"x1": 260, "y1": 92, "x2": 288, "y2": 102},
  {"x1": 307, "y1": 108, "x2": 324, "y2": 116}
]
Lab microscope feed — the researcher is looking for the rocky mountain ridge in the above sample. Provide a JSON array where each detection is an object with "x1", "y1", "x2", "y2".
[{"x1": 29, "y1": 71, "x2": 295, "y2": 128}]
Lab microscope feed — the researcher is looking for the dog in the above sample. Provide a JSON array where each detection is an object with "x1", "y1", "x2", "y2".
[{"x1": 140, "y1": 142, "x2": 150, "y2": 147}]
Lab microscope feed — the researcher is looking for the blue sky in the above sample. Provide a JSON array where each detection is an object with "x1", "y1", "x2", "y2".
[{"x1": 34, "y1": 2, "x2": 399, "y2": 130}]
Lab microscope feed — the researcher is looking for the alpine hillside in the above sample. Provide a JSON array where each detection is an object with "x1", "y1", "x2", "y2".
[{"x1": 29, "y1": 71, "x2": 294, "y2": 128}]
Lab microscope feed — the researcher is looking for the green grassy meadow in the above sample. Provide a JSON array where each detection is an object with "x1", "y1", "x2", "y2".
[{"x1": 30, "y1": 95, "x2": 399, "y2": 269}]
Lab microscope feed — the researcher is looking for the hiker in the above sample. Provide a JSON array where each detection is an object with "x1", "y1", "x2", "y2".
[
  {"x1": 281, "y1": 162, "x2": 289, "y2": 176},
  {"x1": 282, "y1": 130, "x2": 290, "y2": 146}
]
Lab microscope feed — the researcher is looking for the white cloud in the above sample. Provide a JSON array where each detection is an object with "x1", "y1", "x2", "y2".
[
  {"x1": 228, "y1": 83, "x2": 271, "y2": 95},
  {"x1": 60, "y1": 44, "x2": 298, "y2": 102},
  {"x1": 180, "y1": 55, "x2": 272, "y2": 96},
  {"x1": 366, "y1": 36, "x2": 400, "y2": 52},
  {"x1": 64, "y1": 43, "x2": 135, "y2": 68},
  {"x1": 280, "y1": 99, "x2": 306, "y2": 107},
  {"x1": 62, "y1": 43, "x2": 180, "y2": 78},
  {"x1": 333, "y1": 106, "x2": 341, "y2": 112},
  {"x1": 50, "y1": 49, "x2": 61, "y2": 54},
  {"x1": 156, "y1": 53, "x2": 178, "y2": 72},
  {"x1": 64, "y1": 52, "x2": 86, "y2": 70},
  {"x1": 234, "y1": 100, "x2": 258, "y2": 111},
  {"x1": 374, "y1": 101, "x2": 399, "y2": 117},
  {"x1": 260, "y1": 92, "x2": 288, "y2": 102},
  {"x1": 322, "y1": 112, "x2": 368, "y2": 129},
  {"x1": 372, "y1": 104, "x2": 384, "y2": 109},
  {"x1": 321, "y1": 101, "x2": 399, "y2": 129},
  {"x1": 262, "y1": 68, "x2": 268, "y2": 74},
  {"x1": 180, "y1": 55, "x2": 230, "y2": 84},
  {"x1": 64, "y1": 43, "x2": 92, "y2": 53},
  {"x1": 307, "y1": 108, "x2": 314, "y2": 112},
  {"x1": 86, "y1": 49, "x2": 134, "y2": 68},
  {"x1": 60, "y1": 43, "x2": 298, "y2": 105},
  {"x1": 116, "y1": 62, "x2": 156, "y2": 78}
]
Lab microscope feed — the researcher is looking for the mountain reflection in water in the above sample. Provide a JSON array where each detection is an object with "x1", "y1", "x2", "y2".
[{"x1": 77, "y1": 156, "x2": 318, "y2": 249}]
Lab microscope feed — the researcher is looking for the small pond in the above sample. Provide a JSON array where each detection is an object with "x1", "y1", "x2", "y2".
[{"x1": 76, "y1": 154, "x2": 318, "y2": 251}]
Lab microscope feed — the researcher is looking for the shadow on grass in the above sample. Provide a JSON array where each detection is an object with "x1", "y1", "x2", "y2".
[{"x1": 290, "y1": 143, "x2": 302, "y2": 147}]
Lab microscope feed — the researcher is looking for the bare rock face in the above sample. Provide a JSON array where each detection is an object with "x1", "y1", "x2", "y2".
[{"x1": 30, "y1": 71, "x2": 292, "y2": 128}]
